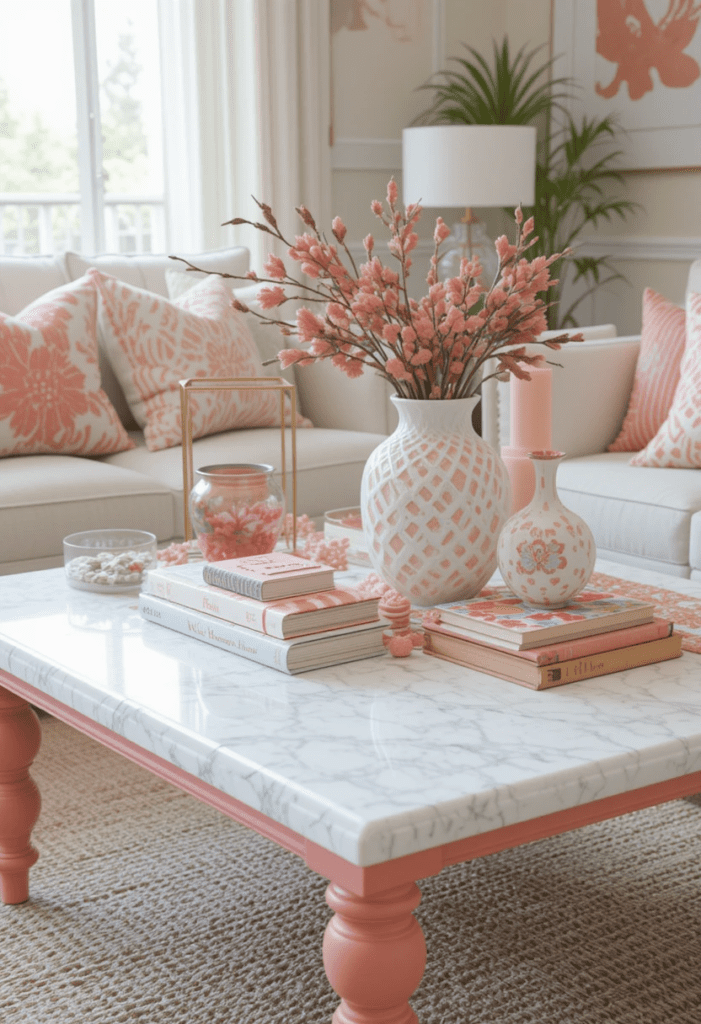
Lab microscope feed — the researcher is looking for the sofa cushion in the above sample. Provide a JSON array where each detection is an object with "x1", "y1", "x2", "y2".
[
  {"x1": 558, "y1": 452, "x2": 701, "y2": 567},
  {"x1": 0, "y1": 454, "x2": 176, "y2": 566},
  {"x1": 66, "y1": 247, "x2": 252, "y2": 430},
  {"x1": 631, "y1": 292, "x2": 701, "y2": 468},
  {"x1": 165, "y1": 269, "x2": 298, "y2": 389},
  {"x1": 0, "y1": 254, "x2": 70, "y2": 316},
  {"x1": 607, "y1": 288, "x2": 686, "y2": 452},
  {"x1": 91, "y1": 271, "x2": 303, "y2": 452},
  {"x1": 65, "y1": 247, "x2": 250, "y2": 299},
  {"x1": 0, "y1": 276, "x2": 134, "y2": 458},
  {"x1": 102, "y1": 427, "x2": 386, "y2": 530}
]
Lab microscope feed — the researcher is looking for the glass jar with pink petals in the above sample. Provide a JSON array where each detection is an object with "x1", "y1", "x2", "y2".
[{"x1": 189, "y1": 464, "x2": 285, "y2": 562}]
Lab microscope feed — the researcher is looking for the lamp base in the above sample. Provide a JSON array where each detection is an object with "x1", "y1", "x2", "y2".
[{"x1": 437, "y1": 217, "x2": 499, "y2": 287}]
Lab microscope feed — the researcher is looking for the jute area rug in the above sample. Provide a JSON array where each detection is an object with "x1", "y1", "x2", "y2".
[{"x1": 1, "y1": 714, "x2": 700, "y2": 1024}]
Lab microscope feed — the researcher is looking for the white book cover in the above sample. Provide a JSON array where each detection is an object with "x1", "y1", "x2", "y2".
[
  {"x1": 143, "y1": 562, "x2": 378, "y2": 638},
  {"x1": 138, "y1": 593, "x2": 386, "y2": 674}
]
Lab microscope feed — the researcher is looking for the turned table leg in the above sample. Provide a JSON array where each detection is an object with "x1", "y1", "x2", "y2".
[
  {"x1": 0, "y1": 685, "x2": 41, "y2": 904},
  {"x1": 323, "y1": 880, "x2": 426, "y2": 1024}
]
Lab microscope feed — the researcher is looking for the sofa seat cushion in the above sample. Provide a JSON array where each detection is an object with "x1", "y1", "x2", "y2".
[
  {"x1": 102, "y1": 428, "x2": 386, "y2": 530},
  {"x1": 557, "y1": 452, "x2": 701, "y2": 568},
  {"x1": 1, "y1": 455, "x2": 176, "y2": 566},
  {"x1": 687, "y1": 512, "x2": 701, "y2": 573}
]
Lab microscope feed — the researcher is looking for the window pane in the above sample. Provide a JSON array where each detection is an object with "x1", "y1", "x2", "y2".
[
  {"x1": 95, "y1": 0, "x2": 165, "y2": 252},
  {"x1": 0, "y1": 0, "x2": 80, "y2": 254}
]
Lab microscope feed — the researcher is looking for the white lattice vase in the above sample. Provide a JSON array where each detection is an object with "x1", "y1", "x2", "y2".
[
  {"x1": 497, "y1": 450, "x2": 596, "y2": 608},
  {"x1": 360, "y1": 396, "x2": 511, "y2": 607}
]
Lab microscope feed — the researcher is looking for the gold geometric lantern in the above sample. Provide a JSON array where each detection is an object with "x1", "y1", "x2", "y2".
[{"x1": 179, "y1": 376, "x2": 298, "y2": 551}]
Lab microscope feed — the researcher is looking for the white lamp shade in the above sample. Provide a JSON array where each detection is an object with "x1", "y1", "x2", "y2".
[{"x1": 402, "y1": 125, "x2": 536, "y2": 208}]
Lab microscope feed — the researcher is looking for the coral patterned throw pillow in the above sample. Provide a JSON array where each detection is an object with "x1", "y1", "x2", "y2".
[
  {"x1": 608, "y1": 288, "x2": 686, "y2": 452},
  {"x1": 91, "y1": 270, "x2": 306, "y2": 452},
  {"x1": 0, "y1": 275, "x2": 134, "y2": 457},
  {"x1": 631, "y1": 292, "x2": 701, "y2": 467}
]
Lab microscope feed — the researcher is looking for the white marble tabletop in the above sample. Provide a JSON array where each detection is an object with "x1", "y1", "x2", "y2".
[{"x1": 1, "y1": 560, "x2": 701, "y2": 867}]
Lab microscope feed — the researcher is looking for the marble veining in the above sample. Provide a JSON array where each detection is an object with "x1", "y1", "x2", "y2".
[{"x1": 1, "y1": 562, "x2": 701, "y2": 866}]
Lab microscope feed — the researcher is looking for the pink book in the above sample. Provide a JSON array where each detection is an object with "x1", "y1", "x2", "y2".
[
  {"x1": 202, "y1": 551, "x2": 335, "y2": 600},
  {"x1": 143, "y1": 561, "x2": 378, "y2": 639},
  {"x1": 427, "y1": 616, "x2": 673, "y2": 664}
]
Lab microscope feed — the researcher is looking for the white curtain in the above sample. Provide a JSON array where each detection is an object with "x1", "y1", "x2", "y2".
[{"x1": 159, "y1": 0, "x2": 331, "y2": 270}]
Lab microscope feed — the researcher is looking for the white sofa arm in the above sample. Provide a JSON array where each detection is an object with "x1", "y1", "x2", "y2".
[
  {"x1": 294, "y1": 360, "x2": 395, "y2": 434},
  {"x1": 482, "y1": 333, "x2": 642, "y2": 458}
]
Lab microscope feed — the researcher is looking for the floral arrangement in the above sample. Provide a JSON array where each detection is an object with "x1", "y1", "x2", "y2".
[{"x1": 175, "y1": 179, "x2": 583, "y2": 400}]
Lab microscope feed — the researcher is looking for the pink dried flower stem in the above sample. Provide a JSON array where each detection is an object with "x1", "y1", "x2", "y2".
[{"x1": 171, "y1": 180, "x2": 584, "y2": 401}]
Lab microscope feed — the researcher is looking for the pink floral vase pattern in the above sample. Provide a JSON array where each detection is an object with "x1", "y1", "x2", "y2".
[
  {"x1": 361, "y1": 396, "x2": 511, "y2": 607},
  {"x1": 497, "y1": 450, "x2": 596, "y2": 608}
]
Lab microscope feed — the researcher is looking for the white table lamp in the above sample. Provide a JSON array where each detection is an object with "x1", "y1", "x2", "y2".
[{"x1": 402, "y1": 125, "x2": 537, "y2": 284}]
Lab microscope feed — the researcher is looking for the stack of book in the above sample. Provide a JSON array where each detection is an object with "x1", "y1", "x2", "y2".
[
  {"x1": 139, "y1": 551, "x2": 386, "y2": 674},
  {"x1": 423, "y1": 585, "x2": 682, "y2": 690}
]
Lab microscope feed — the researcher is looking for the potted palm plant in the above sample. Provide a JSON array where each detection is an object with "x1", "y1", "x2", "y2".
[{"x1": 413, "y1": 37, "x2": 639, "y2": 329}]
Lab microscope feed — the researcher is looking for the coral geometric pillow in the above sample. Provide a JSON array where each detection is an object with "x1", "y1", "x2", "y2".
[
  {"x1": 0, "y1": 275, "x2": 134, "y2": 457},
  {"x1": 631, "y1": 292, "x2": 701, "y2": 467},
  {"x1": 608, "y1": 288, "x2": 686, "y2": 452},
  {"x1": 90, "y1": 270, "x2": 297, "y2": 452}
]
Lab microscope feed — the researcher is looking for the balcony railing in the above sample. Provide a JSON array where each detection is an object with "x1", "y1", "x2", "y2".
[{"x1": 0, "y1": 193, "x2": 167, "y2": 256}]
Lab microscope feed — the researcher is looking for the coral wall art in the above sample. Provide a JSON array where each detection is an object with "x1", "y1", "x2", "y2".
[{"x1": 553, "y1": 0, "x2": 701, "y2": 169}]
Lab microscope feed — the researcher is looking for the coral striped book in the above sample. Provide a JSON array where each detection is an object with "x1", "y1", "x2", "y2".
[
  {"x1": 203, "y1": 552, "x2": 335, "y2": 600},
  {"x1": 424, "y1": 618, "x2": 680, "y2": 689},
  {"x1": 435, "y1": 586, "x2": 655, "y2": 651},
  {"x1": 139, "y1": 593, "x2": 385, "y2": 674},
  {"x1": 143, "y1": 561, "x2": 379, "y2": 639}
]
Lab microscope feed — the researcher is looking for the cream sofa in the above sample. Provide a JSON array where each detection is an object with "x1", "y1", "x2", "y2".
[
  {"x1": 0, "y1": 248, "x2": 392, "y2": 575},
  {"x1": 482, "y1": 259, "x2": 701, "y2": 579},
  {"x1": 4, "y1": 248, "x2": 700, "y2": 580}
]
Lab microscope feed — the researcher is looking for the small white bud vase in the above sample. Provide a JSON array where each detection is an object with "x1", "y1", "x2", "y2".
[{"x1": 497, "y1": 450, "x2": 596, "y2": 608}]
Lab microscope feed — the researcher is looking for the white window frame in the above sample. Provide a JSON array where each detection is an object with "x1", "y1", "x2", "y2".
[{"x1": 71, "y1": 0, "x2": 106, "y2": 253}]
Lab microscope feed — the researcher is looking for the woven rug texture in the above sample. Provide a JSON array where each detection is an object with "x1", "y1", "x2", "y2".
[{"x1": 1, "y1": 714, "x2": 700, "y2": 1024}]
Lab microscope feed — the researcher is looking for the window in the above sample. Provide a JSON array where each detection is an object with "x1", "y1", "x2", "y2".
[{"x1": 0, "y1": 0, "x2": 165, "y2": 255}]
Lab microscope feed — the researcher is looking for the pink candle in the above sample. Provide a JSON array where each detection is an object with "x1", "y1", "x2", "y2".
[
  {"x1": 501, "y1": 366, "x2": 553, "y2": 515},
  {"x1": 510, "y1": 366, "x2": 552, "y2": 450}
]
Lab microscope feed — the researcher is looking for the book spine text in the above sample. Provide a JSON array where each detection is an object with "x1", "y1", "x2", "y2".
[
  {"x1": 139, "y1": 595, "x2": 290, "y2": 671},
  {"x1": 143, "y1": 575, "x2": 274, "y2": 634}
]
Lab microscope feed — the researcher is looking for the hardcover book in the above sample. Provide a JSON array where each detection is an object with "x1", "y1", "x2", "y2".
[
  {"x1": 435, "y1": 586, "x2": 655, "y2": 650},
  {"x1": 202, "y1": 551, "x2": 335, "y2": 600},
  {"x1": 143, "y1": 561, "x2": 379, "y2": 639},
  {"x1": 426, "y1": 617, "x2": 674, "y2": 664},
  {"x1": 138, "y1": 593, "x2": 386, "y2": 674},
  {"x1": 424, "y1": 632, "x2": 682, "y2": 690}
]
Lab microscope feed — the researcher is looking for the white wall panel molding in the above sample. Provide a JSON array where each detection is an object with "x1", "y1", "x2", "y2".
[
  {"x1": 331, "y1": 139, "x2": 403, "y2": 171},
  {"x1": 575, "y1": 236, "x2": 701, "y2": 262}
]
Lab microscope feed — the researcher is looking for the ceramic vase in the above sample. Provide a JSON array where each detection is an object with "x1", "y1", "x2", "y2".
[
  {"x1": 360, "y1": 396, "x2": 511, "y2": 607},
  {"x1": 497, "y1": 450, "x2": 596, "y2": 608}
]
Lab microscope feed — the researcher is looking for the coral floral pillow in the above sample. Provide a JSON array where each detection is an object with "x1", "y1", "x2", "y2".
[
  {"x1": 608, "y1": 288, "x2": 686, "y2": 451},
  {"x1": 0, "y1": 275, "x2": 134, "y2": 457},
  {"x1": 91, "y1": 270, "x2": 303, "y2": 452},
  {"x1": 631, "y1": 292, "x2": 701, "y2": 467}
]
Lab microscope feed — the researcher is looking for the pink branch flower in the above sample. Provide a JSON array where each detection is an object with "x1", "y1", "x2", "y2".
[{"x1": 213, "y1": 182, "x2": 583, "y2": 401}]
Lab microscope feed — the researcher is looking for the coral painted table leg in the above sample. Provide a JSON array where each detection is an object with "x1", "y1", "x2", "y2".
[
  {"x1": 0, "y1": 685, "x2": 41, "y2": 904},
  {"x1": 323, "y1": 881, "x2": 426, "y2": 1024}
]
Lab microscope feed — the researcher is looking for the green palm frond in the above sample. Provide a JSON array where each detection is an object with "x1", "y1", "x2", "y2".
[{"x1": 413, "y1": 39, "x2": 570, "y2": 126}]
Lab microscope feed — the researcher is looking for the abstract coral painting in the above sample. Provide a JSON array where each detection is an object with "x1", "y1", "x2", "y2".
[{"x1": 597, "y1": 0, "x2": 700, "y2": 101}]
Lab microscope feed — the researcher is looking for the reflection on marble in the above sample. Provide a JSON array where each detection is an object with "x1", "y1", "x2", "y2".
[{"x1": 1, "y1": 562, "x2": 701, "y2": 867}]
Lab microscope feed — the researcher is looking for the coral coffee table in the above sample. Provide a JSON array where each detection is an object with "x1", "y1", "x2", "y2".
[{"x1": 2, "y1": 562, "x2": 701, "y2": 1023}]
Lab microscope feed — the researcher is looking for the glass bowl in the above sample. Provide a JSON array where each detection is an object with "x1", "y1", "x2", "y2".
[{"x1": 63, "y1": 529, "x2": 157, "y2": 593}]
